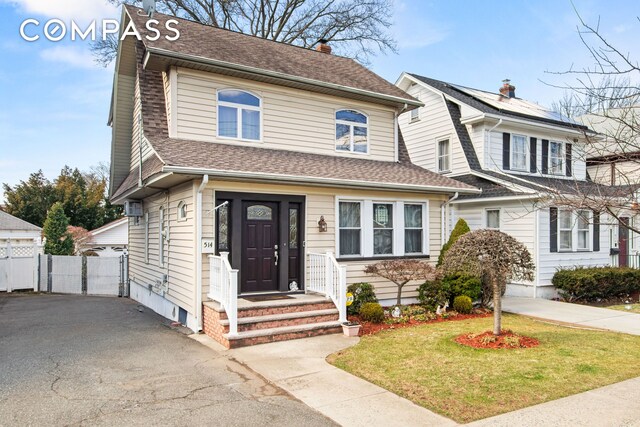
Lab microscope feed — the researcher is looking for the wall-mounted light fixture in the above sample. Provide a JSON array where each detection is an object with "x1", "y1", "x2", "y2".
[{"x1": 318, "y1": 216, "x2": 328, "y2": 232}]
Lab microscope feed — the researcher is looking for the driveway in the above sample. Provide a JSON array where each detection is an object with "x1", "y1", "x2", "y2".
[
  {"x1": 503, "y1": 296, "x2": 640, "y2": 335},
  {"x1": 0, "y1": 293, "x2": 336, "y2": 426}
]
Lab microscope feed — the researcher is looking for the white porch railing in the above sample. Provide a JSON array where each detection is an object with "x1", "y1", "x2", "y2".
[
  {"x1": 207, "y1": 252, "x2": 239, "y2": 336},
  {"x1": 308, "y1": 252, "x2": 347, "y2": 323}
]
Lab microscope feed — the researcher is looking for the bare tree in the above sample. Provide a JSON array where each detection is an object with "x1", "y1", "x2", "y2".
[
  {"x1": 94, "y1": 0, "x2": 396, "y2": 65},
  {"x1": 441, "y1": 230, "x2": 534, "y2": 336},
  {"x1": 364, "y1": 259, "x2": 436, "y2": 306},
  {"x1": 545, "y1": 9, "x2": 640, "y2": 233}
]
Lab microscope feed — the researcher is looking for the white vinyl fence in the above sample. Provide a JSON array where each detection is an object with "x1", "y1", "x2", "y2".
[{"x1": 0, "y1": 243, "x2": 42, "y2": 292}]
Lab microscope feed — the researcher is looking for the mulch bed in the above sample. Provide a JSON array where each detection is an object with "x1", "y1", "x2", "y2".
[
  {"x1": 455, "y1": 330, "x2": 539, "y2": 349},
  {"x1": 350, "y1": 310, "x2": 492, "y2": 336}
]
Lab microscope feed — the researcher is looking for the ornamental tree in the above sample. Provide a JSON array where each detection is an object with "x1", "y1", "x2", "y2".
[
  {"x1": 43, "y1": 203, "x2": 74, "y2": 256},
  {"x1": 364, "y1": 259, "x2": 436, "y2": 306},
  {"x1": 437, "y1": 218, "x2": 470, "y2": 267},
  {"x1": 441, "y1": 230, "x2": 534, "y2": 335}
]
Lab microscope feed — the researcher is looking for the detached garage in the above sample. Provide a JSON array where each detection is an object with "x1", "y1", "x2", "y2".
[{"x1": 0, "y1": 210, "x2": 43, "y2": 292}]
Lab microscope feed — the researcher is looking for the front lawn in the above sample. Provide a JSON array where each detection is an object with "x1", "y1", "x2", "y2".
[
  {"x1": 606, "y1": 303, "x2": 640, "y2": 314},
  {"x1": 328, "y1": 314, "x2": 640, "y2": 423}
]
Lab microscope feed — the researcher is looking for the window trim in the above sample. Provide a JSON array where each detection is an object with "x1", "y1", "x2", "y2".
[
  {"x1": 558, "y1": 209, "x2": 573, "y2": 252},
  {"x1": 436, "y1": 137, "x2": 452, "y2": 173},
  {"x1": 216, "y1": 88, "x2": 263, "y2": 143},
  {"x1": 510, "y1": 134, "x2": 529, "y2": 172},
  {"x1": 404, "y1": 203, "x2": 426, "y2": 254},
  {"x1": 549, "y1": 140, "x2": 565, "y2": 175},
  {"x1": 373, "y1": 202, "x2": 395, "y2": 256},
  {"x1": 485, "y1": 208, "x2": 501, "y2": 230},
  {"x1": 335, "y1": 108, "x2": 370, "y2": 155},
  {"x1": 336, "y1": 198, "x2": 429, "y2": 258},
  {"x1": 409, "y1": 107, "x2": 420, "y2": 123},
  {"x1": 177, "y1": 201, "x2": 187, "y2": 222},
  {"x1": 576, "y1": 210, "x2": 591, "y2": 251}
]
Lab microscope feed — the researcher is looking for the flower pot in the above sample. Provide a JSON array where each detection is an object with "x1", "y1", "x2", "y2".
[{"x1": 342, "y1": 323, "x2": 361, "y2": 337}]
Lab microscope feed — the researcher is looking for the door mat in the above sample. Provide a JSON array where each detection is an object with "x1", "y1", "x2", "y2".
[{"x1": 242, "y1": 295, "x2": 295, "y2": 302}]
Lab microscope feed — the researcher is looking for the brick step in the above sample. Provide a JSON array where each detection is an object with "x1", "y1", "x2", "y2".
[
  {"x1": 219, "y1": 309, "x2": 339, "y2": 332},
  {"x1": 236, "y1": 299, "x2": 336, "y2": 319},
  {"x1": 224, "y1": 321, "x2": 343, "y2": 348}
]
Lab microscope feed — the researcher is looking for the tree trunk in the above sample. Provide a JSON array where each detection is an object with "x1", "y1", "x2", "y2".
[
  {"x1": 396, "y1": 283, "x2": 406, "y2": 306},
  {"x1": 493, "y1": 280, "x2": 502, "y2": 336}
]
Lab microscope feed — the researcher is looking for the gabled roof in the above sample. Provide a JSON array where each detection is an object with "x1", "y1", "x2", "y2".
[
  {"x1": 89, "y1": 217, "x2": 128, "y2": 237},
  {"x1": 407, "y1": 74, "x2": 589, "y2": 131},
  {"x1": 0, "y1": 211, "x2": 41, "y2": 232},
  {"x1": 123, "y1": 5, "x2": 420, "y2": 108}
]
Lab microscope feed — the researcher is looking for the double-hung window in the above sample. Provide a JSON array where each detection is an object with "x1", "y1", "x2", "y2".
[
  {"x1": 437, "y1": 139, "x2": 451, "y2": 172},
  {"x1": 577, "y1": 210, "x2": 590, "y2": 250},
  {"x1": 339, "y1": 202, "x2": 362, "y2": 256},
  {"x1": 550, "y1": 141, "x2": 564, "y2": 175},
  {"x1": 511, "y1": 134, "x2": 528, "y2": 171},
  {"x1": 558, "y1": 210, "x2": 573, "y2": 251},
  {"x1": 486, "y1": 209, "x2": 500, "y2": 230},
  {"x1": 335, "y1": 110, "x2": 368, "y2": 154},
  {"x1": 404, "y1": 204, "x2": 424, "y2": 254},
  {"x1": 217, "y1": 89, "x2": 261, "y2": 141},
  {"x1": 373, "y1": 203, "x2": 394, "y2": 255},
  {"x1": 410, "y1": 107, "x2": 420, "y2": 123},
  {"x1": 159, "y1": 207, "x2": 166, "y2": 267}
]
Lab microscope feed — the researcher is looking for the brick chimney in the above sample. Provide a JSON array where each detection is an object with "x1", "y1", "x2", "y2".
[
  {"x1": 499, "y1": 79, "x2": 516, "y2": 98},
  {"x1": 316, "y1": 39, "x2": 332, "y2": 54}
]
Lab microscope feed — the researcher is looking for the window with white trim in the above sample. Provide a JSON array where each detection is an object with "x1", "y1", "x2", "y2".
[
  {"x1": 437, "y1": 139, "x2": 451, "y2": 172},
  {"x1": 335, "y1": 110, "x2": 368, "y2": 154},
  {"x1": 550, "y1": 141, "x2": 564, "y2": 175},
  {"x1": 338, "y1": 200, "x2": 427, "y2": 258},
  {"x1": 577, "y1": 210, "x2": 590, "y2": 250},
  {"x1": 511, "y1": 134, "x2": 528, "y2": 171},
  {"x1": 558, "y1": 210, "x2": 573, "y2": 251},
  {"x1": 144, "y1": 211, "x2": 149, "y2": 264},
  {"x1": 410, "y1": 107, "x2": 420, "y2": 123},
  {"x1": 217, "y1": 89, "x2": 261, "y2": 141},
  {"x1": 159, "y1": 206, "x2": 166, "y2": 267},
  {"x1": 177, "y1": 201, "x2": 187, "y2": 221},
  {"x1": 486, "y1": 209, "x2": 500, "y2": 230}
]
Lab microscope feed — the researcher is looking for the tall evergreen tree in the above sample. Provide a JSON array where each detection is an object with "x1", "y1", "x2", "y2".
[
  {"x1": 43, "y1": 202, "x2": 74, "y2": 255},
  {"x1": 2, "y1": 170, "x2": 56, "y2": 227}
]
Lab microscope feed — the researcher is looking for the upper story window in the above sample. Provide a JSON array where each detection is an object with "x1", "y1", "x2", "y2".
[
  {"x1": 549, "y1": 141, "x2": 564, "y2": 175},
  {"x1": 177, "y1": 201, "x2": 187, "y2": 221},
  {"x1": 335, "y1": 110, "x2": 368, "y2": 154},
  {"x1": 511, "y1": 134, "x2": 528, "y2": 171},
  {"x1": 410, "y1": 107, "x2": 420, "y2": 123},
  {"x1": 217, "y1": 89, "x2": 261, "y2": 141},
  {"x1": 437, "y1": 138, "x2": 451, "y2": 172}
]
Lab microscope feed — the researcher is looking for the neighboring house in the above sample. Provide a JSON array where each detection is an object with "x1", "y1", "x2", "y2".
[
  {"x1": 0, "y1": 211, "x2": 43, "y2": 292},
  {"x1": 0, "y1": 210, "x2": 42, "y2": 248},
  {"x1": 108, "y1": 6, "x2": 478, "y2": 344},
  {"x1": 82, "y1": 218, "x2": 128, "y2": 257},
  {"x1": 396, "y1": 73, "x2": 614, "y2": 298}
]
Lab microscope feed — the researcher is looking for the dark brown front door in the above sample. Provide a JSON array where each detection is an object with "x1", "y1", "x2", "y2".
[
  {"x1": 241, "y1": 202, "x2": 279, "y2": 293},
  {"x1": 619, "y1": 217, "x2": 630, "y2": 267}
]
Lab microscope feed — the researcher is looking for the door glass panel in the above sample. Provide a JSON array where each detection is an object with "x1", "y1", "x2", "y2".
[
  {"x1": 247, "y1": 205, "x2": 273, "y2": 220},
  {"x1": 217, "y1": 202, "x2": 229, "y2": 251},
  {"x1": 289, "y1": 208, "x2": 298, "y2": 249}
]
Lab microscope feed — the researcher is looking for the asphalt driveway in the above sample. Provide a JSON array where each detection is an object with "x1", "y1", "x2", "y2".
[{"x1": 0, "y1": 293, "x2": 336, "y2": 426}]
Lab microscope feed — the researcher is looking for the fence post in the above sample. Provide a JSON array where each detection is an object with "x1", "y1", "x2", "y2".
[
  {"x1": 81, "y1": 256, "x2": 88, "y2": 295},
  {"x1": 47, "y1": 254, "x2": 53, "y2": 293},
  {"x1": 6, "y1": 241, "x2": 12, "y2": 293},
  {"x1": 32, "y1": 243, "x2": 39, "y2": 291},
  {"x1": 37, "y1": 253, "x2": 41, "y2": 292}
]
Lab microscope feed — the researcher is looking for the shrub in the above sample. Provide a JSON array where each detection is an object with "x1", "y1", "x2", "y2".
[
  {"x1": 441, "y1": 274, "x2": 482, "y2": 303},
  {"x1": 453, "y1": 295, "x2": 473, "y2": 314},
  {"x1": 417, "y1": 280, "x2": 449, "y2": 311},
  {"x1": 437, "y1": 218, "x2": 470, "y2": 267},
  {"x1": 552, "y1": 267, "x2": 640, "y2": 302},
  {"x1": 359, "y1": 302, "x2": 385, "y2": 323},
  {"x1": 347, "y1": 282, "x2": 378, "y2": 315}
]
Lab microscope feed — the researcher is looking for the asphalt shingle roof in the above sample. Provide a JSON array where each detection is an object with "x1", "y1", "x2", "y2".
[{"x1": 0, "y1": 210, "x2": 41, "y2": 231}]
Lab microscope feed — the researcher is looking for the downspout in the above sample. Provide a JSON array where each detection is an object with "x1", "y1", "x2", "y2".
[
  {"x1": 441, "y1": 192, "x2": 460, "y2": 245},
  {"x1": 394, "y1": 103, "x2": 408, "y2": 163},
  {"x1": 485, "y1": 119, "x2": 503, "y2": 170},
  {"x1": 534, "y1": 208, "x2": 540, "y2": 299},
  {"x1": 195, "y1": 175, "x2": 209, "y2": 331},
  {"x1": 138, "y1": 115, "x2": 144, "y2": 187}
]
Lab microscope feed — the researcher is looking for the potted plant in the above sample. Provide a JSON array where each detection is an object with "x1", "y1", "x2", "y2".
[{"x1": 342, "y1": 321, "x2": 361, "y2": 337}]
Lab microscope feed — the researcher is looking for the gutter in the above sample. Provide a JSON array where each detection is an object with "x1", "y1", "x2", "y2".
[
  {"x1": 161, "y1": 165, "x2": 481, "y2": 195},
  {"x1": 460, "y1": 112, "x2": 590, "y2": 135},
  {"x1": 451, "y1": 194, "x2": 539, "y2": 204},
  {"x1": 441, "y1": 192, "x2": 459, "y2": 245},
  {"x1": 195, "y1": 175, "x2": 209, "y2": 331},
  {"x1": 143, "y1": 47, "x2": 423, "y2": 108}
]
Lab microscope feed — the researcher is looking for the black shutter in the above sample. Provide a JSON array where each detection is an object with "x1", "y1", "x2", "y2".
[
  {"x1": 566, "y1": 143, "x2": 573, "y2": 176},
  {"x1": 593, "y1": 211, "x2": 600, "y2": 252},
  {"x1": 530, "y1": 137, "x2": 537, "y2": 173},
  {"x1": 502, "y1": 133, "x2": 511, "y2": 170},
  {"x1": 550, "y1": 207, "x2": 558, "y2": 253},
  {"x1": 541, "y1": 139, "x2": 549, "y2": 174}
]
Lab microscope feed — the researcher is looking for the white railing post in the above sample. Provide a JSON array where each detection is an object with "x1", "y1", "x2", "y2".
[
  {"x1": 338, "y1": 265, "x2": 347, "y2": 323},
  {"x1": 324, "y1": 251, "x2": 334, "y2": 300},
  {"x1": 228, "y1": 269, "x2": 239, "y2": 336}
]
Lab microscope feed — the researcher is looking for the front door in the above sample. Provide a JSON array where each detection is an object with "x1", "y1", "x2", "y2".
[
  {"x1": 241, "y1": 202, "x2": 279, "y2": 293},
  {"x1": 619, "y1": 217, "x2": 630, "y2": 267}
]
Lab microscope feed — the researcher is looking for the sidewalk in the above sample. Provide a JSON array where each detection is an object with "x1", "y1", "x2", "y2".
[{"x1": 502, "y1": 297, "x2": 640, "y2": 335}]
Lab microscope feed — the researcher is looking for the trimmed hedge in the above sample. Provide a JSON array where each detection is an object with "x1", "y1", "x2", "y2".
[
  {"x1": 552, "y1": 267, "x2": 640, "y2": 302},
  {"x1": 347, "y1": 282, "x2": 378, "y2": 315}
]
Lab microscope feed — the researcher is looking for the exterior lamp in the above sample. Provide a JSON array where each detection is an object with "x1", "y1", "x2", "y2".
[{"x1": 318, "y1": 216, "x2": 328, "y2": 232}]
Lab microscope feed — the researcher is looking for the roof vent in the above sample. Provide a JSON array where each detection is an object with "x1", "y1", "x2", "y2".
[
  {"x1": 499, "y1": 79, "x2": 516, "y2": 98},
  {"x1": 316, "y1": 39, "x2": 332, "y2": 54}
]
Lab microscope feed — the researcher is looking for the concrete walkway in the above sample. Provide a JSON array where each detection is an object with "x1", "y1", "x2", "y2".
[{"x1": 503, "y1": 297, "x2": 640, "y2": 335}]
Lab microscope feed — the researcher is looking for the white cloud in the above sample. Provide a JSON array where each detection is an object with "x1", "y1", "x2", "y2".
[
  {"x1": 40, "y1": 46, "x2": 97, "y2": 69},
  {"x1": 392, "y1": 1, "x2": 449, "y2": 50},
  {"x1": 1, "y1": 0, "x2": 119, "y2": 22}
]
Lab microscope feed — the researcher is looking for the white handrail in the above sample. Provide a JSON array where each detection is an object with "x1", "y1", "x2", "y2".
[
  {"x1": 308, "y1": 251, "x2": 347, "y2": 323},
  {"x1": 207, "y1": 252, "x2": 238, "y2": 336}
]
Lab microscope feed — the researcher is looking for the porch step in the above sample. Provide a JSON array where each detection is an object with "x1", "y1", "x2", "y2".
[
  {"x1": 219, "y1": 308, "x2": 339, "y2": 332},
  {"x1": 223, "y1": 321, "x2": 343, "y2": 348}
]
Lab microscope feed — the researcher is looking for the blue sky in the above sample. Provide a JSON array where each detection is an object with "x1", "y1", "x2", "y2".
[{"x1": 1, "y1": 0, "x2": 639, "y2": 201}]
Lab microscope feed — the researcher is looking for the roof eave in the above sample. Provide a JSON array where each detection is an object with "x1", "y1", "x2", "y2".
[{"x1": 143, "y1": 47, "x2": 423, "y2": 109}]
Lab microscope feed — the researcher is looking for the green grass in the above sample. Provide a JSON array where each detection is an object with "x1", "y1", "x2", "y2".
[
  {"x1": 327, "y1": 314, "x2": 640, "y2": 423},
  {"x1": 606, "y1": 303, "x2": 640, "y2": 314}
]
